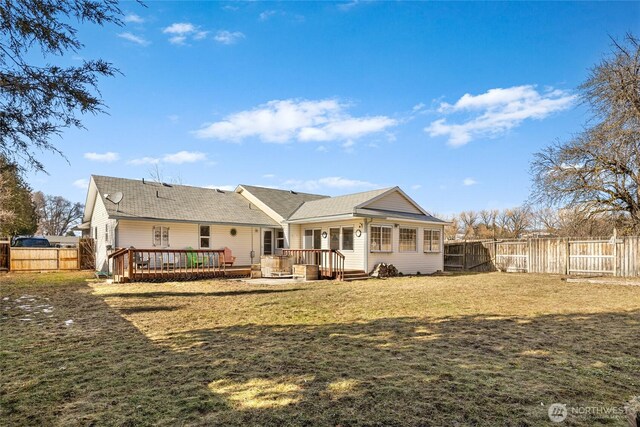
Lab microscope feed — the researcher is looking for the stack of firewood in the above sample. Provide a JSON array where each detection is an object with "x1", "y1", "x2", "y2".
[{"x1": 370, "y1": 263, "x2": 398, "y2": 278}]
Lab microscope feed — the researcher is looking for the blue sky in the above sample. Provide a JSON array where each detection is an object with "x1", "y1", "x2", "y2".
[{"x1": 26, "y1": 1, "x2": 639, "y2": 215}]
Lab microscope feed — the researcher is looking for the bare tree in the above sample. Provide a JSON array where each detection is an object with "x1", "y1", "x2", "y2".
[
  {"x1": 147, "y1": 164, "x2": 165, "y2": 183},
  {"x1": 503, "y1": 207, "x2": 533, "y2": 238},
  {"x1": 33, "y1": 192, "x2": 83, "y2": 235},
  {"x1": 1, "y1": 1, "x2": 126, "y2": 172},
  {"x1": 459, "y1": 210, "x2": 478, "y2": 239},
  {"x1": 531, "y1": 34, "x2": 640, "y2": 231}
]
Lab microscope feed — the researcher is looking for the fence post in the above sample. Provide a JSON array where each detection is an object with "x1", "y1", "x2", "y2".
[
  {"x1": 612, "y1": 229, "x2": 618, "y2": 277},
  {"x1": 527, "y1": 239, "x2": 532, "y2": 273},
  {"x1": 565, "y1": 239, "x2": 570, "y2": 275},
  {"x1": 462, "y1": 242, "x2": 467, "y2": 270}
]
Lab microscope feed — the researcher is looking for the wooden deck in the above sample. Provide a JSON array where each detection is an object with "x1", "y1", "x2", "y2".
[
  {"x1": 109, "y1": 248, "x2": 250, "y2": 283},
  {"x1": 115, "y1": 266, "x2": 251, "y2": 283}
]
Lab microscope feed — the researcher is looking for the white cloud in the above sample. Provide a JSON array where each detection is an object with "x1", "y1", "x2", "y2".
[
  {"x1": 84, "y1": 152, "x2": 119, "y2": 162},
  {"x1": 412, "y1": 103, "x2": 426, "y2": 112},
  {"x1": 411, "y1": 184, "x2": 422, "y2": 190},
  {"x1": 193, "y1": 99, "x2": 397, "y2": 144},
  {"x1": 163, "y1": 22, "x2": 196, "y2": 34},
  {"x1": 124, "y1": 14, "x2": 144, "y2": 24},
  {"x1": 168, "y1": 35, "x2": 187, "y2": 45},
  {"x1": 73, "y1": 178, "x2": 89, "y2": 189},
  {"x1": 163, "y1": 22, "x2": 208, "y2": 44},
  {"x1": 316, "y1": 145, "x2": 328, "y2": 152},
  {"x1": 128, "y1": 151, "x2": 206, "y2": 165},
  {"x1": 117, "y1": 32, "x2": 149, "y2": 46},
  {"x1": 259, "y1": 10, "x2": 278, "y2": 21},
  {"x1": 282, "y1": 176, "x2": 377, "y2": 192},
  {"x1": 163, "y1": 151, "x2": 207, "y2": 164},
  {"x1": 342, "y1": 139, "x2": 355, "y2": 153},
  {"x1": 463, "y1": 178, "x2": 477, "y2": 186},
  {"x1": 425, "y1": 85, "x2": 575, "y2": 146},
  {"x1": 128, "y1": 156, "x2": 160, "y2": 165},
  {"x1": 214, "y1": 30, "x2": 245, "y2": 45},
  {"x1": 338, "y1": 1, "x2": 360, "y2": 11}
]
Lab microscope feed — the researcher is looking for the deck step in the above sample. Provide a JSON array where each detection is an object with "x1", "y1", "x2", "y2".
[{"x1": 341, "y1": 270, "x2": 369, "y2": 281}]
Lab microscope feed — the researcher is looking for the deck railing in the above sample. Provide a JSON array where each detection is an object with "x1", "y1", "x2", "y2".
[
  {"x1": 281, "y1": 249, "x2": 345, "y2": 281},
  {"x1": 108, "y1": 248, "x2": 228, "y2": 283}
]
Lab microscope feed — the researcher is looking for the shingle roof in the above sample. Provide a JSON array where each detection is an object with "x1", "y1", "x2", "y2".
[
  {"x1": 92, "y1": 176, "x2": 279, "y2": 227},
  {"x1": 238, "y1": 185, "x2": 328, "y2": 219},
  {"x1": 288, "y1": 187, "x2": 393, "y2": 220}
]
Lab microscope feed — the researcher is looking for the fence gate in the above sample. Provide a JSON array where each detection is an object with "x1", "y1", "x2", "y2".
[
  {"x1": 79, "y1": 238, "x2": 96, "y2": 271},
  {"x1": 444, "y1": 241, "x2": 496, "y2": 272},
  {"x1": 495, "y1": 241, "x2": 528, "y2": 272},
  {"x1": 568, "y1": 239, "x2": 614, "y2": 275}
]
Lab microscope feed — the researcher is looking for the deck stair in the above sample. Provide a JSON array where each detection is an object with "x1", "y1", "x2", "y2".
[{"x1": 342, "y1": 270, "x2": 369, "y2": 281}]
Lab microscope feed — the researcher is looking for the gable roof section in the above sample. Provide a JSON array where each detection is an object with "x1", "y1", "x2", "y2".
[
  {"x1": 288, "y1": 187, "x2": 392, "y2": 220},
  {"x1": 237, "y1": 185, "x2": 328, "y2": 220},
  {"x1": 288, "y1": 187, "x2": 446, "y2": 224},
  {"x1": 91, "y1": 176, "x2": 279, "y2": 227}
]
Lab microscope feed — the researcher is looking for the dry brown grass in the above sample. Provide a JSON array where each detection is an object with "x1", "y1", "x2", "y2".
[{"x1": 1, "y1": 271, "x2": 639, "y2": 426}]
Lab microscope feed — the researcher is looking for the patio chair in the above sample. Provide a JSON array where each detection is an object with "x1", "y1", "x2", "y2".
[
  {"x1": 222, "y1": 247, "x2": 236, "y2": 266},
  {"x1": 186, "y1": 247, "x2": 204, "y2": 268}
]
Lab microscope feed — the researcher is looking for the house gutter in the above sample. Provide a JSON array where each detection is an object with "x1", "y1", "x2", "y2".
[{"x1": 107, "y1": 215, "x2": 280, "y2": 229}]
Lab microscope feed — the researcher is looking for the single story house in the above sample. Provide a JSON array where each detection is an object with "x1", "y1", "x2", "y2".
[{"x1": 80, "y1": 175, "x2": 446, "y2": 278}]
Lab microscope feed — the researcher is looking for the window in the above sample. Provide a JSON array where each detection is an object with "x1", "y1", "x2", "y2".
[
  {"x1": 276, "y1": 230, "x2": 285, "y2": 249},
  {"x1": 424, "y1": 229, "x2": 441, "y2": 252},
  {"x1": 342, "y1": 227, "x2": 354, "y2": 251},
  {"x1": 264, "y1": 230, "x2": 273, "y2": 255},
  {"x1": 330, "y1": 228, "x2": 340, "y2": 250},
  {"x1": 199, "y1": 225, "x2": 210, "y2": 248},
  {"x1": 105, "y1": 224, "x2": 109, "y2": 243},
  {"x1": 93, "y1": 227, "x2": 97, "y2": 240},
  {"x1": 399, "y1": 227, "x2": 417, "y2": 252},
  {"x1": 370, "y1": 225, "x2": 392, "y2": 252},
  {"x1": 153, "y1": 226, "x2": 170, "y2": 247}
]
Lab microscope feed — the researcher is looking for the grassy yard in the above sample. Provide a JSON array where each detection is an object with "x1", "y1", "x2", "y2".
[{"x1": 1, "y1": 272, "x2": 639, "y2": 426}]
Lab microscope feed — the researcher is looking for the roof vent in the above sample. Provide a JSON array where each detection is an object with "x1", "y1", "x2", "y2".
[
  {"x1": 142, "y1": 178, "x2": 145, "y2": 184},
  {"x1": 156, "y1": 190, "x2": 159, "y2": 198},
  {"x1": 289, "y1": 190, "x2": 298, "y2": 195},
  {"x1": 162, "y1": 182, "x2": 172, "y2": 187},
  {"x1": 216, "y1": 189, "x2": 225, "y2": 193}
]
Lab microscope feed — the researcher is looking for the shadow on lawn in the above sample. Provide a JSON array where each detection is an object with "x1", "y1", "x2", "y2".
[{"x1": 2, "y1": 278, "x2": 639, "y2": 427}]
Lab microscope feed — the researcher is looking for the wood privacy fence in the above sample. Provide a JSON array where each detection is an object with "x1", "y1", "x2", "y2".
[
  {"x1": 10, "y1": 247, "x2": 80, "y2": 271},
  {"x1": 0, "y1": 238, "x2": 95, "y2": 273},
  {"x1": 444, "y1": 236, "x2": 640, "y2": 277}
]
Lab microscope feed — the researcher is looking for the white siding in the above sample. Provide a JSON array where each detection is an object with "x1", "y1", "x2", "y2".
[
  {"x1": 289, "y1": 224, "x2": 302, "y2": 250},
  {"x1": 367, "y1": 221, "x2": 444, "y2": 274},
  {"x1": 91, "y1": 196, "x2": 116, "y2": 272},
  {"x1": 117, "y1": 220, "x2": 261, "y2": 265},
  {"x1": 364, "y1": 190, "x2": 422, "y2": 214},
  {"x1": 298, "y1": 220, "x2": 366, "y2": 270}
]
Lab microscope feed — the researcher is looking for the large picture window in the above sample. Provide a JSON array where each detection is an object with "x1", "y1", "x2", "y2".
[
  {"x1": 153, "y1": 226, "x2": 170, "y2": 247},
  {"x1": 199, "y1": 225, "x2": 210, "y2": 248},
  {"x1": 424, "y1": 229, "x2": 441, "y2": 252},
  {"x1": 399, "y1": 227, "x2": 417, "y2": 252},
  {"x1": 370, "y1": 225, "x2": 392, "y2": 252}
]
